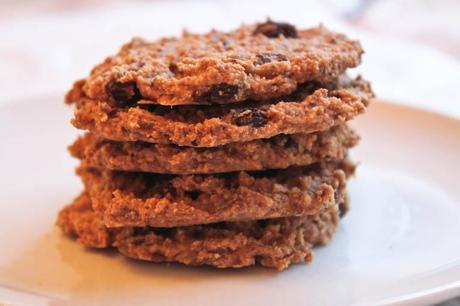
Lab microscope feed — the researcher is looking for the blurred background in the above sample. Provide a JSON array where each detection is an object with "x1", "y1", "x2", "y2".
[{"x1": 0, "y1": 0, "x2": 460, "y2": 118}]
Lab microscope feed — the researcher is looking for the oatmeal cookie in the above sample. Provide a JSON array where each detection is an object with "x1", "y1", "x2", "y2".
[
  {"x1": 70, "y1": 75, "x2": 372, "y2": 147},
  {"x1": 70, "y1": 124, "x2": 358, "y2": 174},
  {"x1": 57, "y1": 192, "x2": 342, "y2": 270},
  {"x1": 69, "y1": 20, "x2": 363, "y2": 106},
  {"x1": 78, "y1": 160, "x2": 353, "y2": 228}
]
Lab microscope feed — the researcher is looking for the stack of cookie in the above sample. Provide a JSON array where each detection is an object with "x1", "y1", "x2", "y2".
[{"x1": 57, "y1": 20, "x2": 373, "y2": 270}]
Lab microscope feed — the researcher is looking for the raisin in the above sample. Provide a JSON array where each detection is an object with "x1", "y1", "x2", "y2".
[
  {"x1": 106, "y1": 80, "x2": 141, "y2": 107},
  {"x1": 233, "y1": 109, "x2": 267, "y2": 127},
  {"x1": 253, "y1": 20, "x2": 298, "y2": 38},
  {"x1": 185, "y1": 191, "x2": 200, "y2": 201},
  {"x1": 168, "y1": 63, "x2": 179, "y2": 75},
  {"x1": 338, "y1": 202, "x2": 347, "y2": 218},
  {"x1": 255, "y1": 52, "x2": 288, "y2": 65},
  {"x1": 199, "y1": 83, "x2": 239, "y2": 104}
]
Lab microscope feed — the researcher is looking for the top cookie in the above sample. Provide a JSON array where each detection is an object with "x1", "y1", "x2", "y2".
[{"x1": 74, "y1": 20, "x2": 363, "y2": 106}]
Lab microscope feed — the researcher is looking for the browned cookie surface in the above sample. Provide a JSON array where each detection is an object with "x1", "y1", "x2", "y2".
[
  {"x1": 70, "y1": 124, "x2": 358, "y2": 174},
  {"x1": 57, "y1": 192, "x2": 341, "y2": 270},
  {"x1": 78, "y1": 160, "x2": 353, "y2": 228},
  {"x1": 69, "y1": 75, "x2": 372, "y2": 147},
  {"x1": 68, "y1": 21, "x2": 363, "y2": 106}
]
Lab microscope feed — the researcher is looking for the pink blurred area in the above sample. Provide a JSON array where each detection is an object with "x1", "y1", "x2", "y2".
[
  {"x1": 351, "y1": 0, "x2": 460, "y2": 59},
  {"x1": 0, "y1": 0, "x2": 120, "y2": 18}
]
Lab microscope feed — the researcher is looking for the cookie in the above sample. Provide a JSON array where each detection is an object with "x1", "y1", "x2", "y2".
[
  {"x1": 70, "y1": 75, "x2": 372, "y2": 147},
  {"x1": 78, "y1": 160, "x2": 353, "y2": 228},
  {"x1": 68, "y1": 20, "x2": 363, "y2": 106},
  {"x1": 57, "y1": 192, "x2": 342, "y2": 270},
  {"x1": 69, "y1": 124, "x2": 358, "y2": 174}
]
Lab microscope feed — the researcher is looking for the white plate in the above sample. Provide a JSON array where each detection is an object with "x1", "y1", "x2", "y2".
[{"x1": 0, "y1": 98, "x2": 459, "y2": 306}]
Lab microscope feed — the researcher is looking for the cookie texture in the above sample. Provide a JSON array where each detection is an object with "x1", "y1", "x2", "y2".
[
  {"x1": 70, "y1": 124, "x2": 358, "y2": 174},
  {"x1": 68, "y1": 21, "x2": 363, "y2": 106},
  {"x1": 58, "y1": 19, "x2": 369, "y2": 271},
  {"x1": 78, "y1": 160, "x2": 353, "y2": 228},
  {"x1": 70, "y1": 75, "x2": 372, "y2": 147},
  {"x1": 57, "y1": 192, "x2": 342, "y2": 270}
]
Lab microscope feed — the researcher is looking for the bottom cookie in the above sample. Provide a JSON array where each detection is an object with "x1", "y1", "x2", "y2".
[{"x1": 57, "y1": 192, "x2": 344, "y2": 270}]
